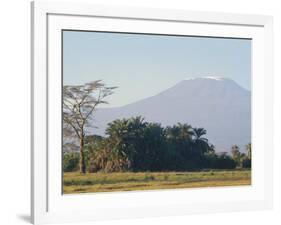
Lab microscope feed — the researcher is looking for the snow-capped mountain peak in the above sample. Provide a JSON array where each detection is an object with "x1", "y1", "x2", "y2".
[{"x1": 89, "y1": 77, "x2": 251, "y2": 153}]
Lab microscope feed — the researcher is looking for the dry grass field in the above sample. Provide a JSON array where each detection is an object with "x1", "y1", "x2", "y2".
[{"x1": 63, "y1": 170, "x2": 251, "y2": 194}]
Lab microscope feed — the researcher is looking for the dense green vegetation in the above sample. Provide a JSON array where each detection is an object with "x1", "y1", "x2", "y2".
[
  {"x1": 63, "y1": 170, "x2": 251, "y2": 193},
  {"x1": 63, "y1": 116, "x2": 251, "y2": 173},
  {"x1": 62, "y1": 81, "x2": 251, "y2": 194}
]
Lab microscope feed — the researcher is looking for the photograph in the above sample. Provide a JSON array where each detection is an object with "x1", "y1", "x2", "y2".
[{"x1": 62, "y1": 30, "x2": 252, "y2": 194}]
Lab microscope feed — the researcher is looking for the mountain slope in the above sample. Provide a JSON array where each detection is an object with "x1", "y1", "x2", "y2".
[{"x1": 89, "y1": 77, "x2": 251, "y2": 152}]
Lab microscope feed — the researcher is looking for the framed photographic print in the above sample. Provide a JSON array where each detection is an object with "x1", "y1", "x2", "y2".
[{"x1": 31, "y1": 1, "x2": 273, "y2": 224}]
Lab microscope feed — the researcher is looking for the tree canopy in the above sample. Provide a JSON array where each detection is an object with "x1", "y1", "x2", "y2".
[
  {"x1": 63, "y1": 80, "x2": 117, "y2": 173},
  {"x1": 64, "y1": 116, "x2": 251, "y2": 173}
]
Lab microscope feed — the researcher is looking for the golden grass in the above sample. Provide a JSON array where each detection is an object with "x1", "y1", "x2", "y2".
[{"x1": 63, "y1": 170, "x2": 251, "y2": 194}]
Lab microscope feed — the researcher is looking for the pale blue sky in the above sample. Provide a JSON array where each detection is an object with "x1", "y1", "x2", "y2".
[{"x1": 63, "y1": 31, "x2": 251, "y2": 107}]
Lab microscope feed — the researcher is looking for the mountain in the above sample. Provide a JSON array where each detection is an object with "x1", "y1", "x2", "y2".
[{"x1": 89, "y1": 77, "x2": 251, "y2": 153}]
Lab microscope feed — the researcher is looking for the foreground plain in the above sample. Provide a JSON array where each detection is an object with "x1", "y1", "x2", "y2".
[{"x1": 63, "y1": 170, "x2": 251, "y2": 194}]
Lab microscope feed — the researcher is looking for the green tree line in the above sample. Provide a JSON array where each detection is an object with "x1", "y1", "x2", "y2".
[{"x1": 63, "y1": 116, "x2": 251, "y2": 173}]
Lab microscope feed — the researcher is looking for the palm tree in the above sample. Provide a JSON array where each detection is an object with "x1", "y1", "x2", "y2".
[
  {"x1": 165, "y1": 125, "x2": 179, "y2": 140},
  {"x1": 246, "y1": 143, "x2": 251, "y2": 159},
  {"x1": 192, "y1": 128, "x2": 210, "y2": 154},
  {"x1": 177, "y1": 123, "x2": 194, "y2": 141},
  {"x1": 142, "y1": 122, "x2": 165, "y2": 171},
  {"x1": 105, "y1": 116, "x2": 148, "y2": 171},
  {"x1": 165, "y1": 123, "x2": 193, "y2": 141},
  {"x1": 231, "y1": 145, "x2": 241, "y2": 168},
  {"x1": 231, "y1": 145, "x2": 240, "y2": 156},
  {"x1": 105, "y1": 119, "x2": 132, "y2": 170}
]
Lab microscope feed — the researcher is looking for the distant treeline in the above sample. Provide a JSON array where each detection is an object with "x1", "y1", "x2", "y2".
[{"x1": 63, "y1": 116, "x2": 251, "y2": 173}]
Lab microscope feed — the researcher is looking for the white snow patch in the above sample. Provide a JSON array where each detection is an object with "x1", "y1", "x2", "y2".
[{"x1": 184, "y1": 76, "x2": 226, "y2": 81}]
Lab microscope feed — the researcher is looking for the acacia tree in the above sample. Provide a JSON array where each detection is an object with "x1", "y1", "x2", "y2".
[{"x1": 63, "y1": 80, "x2": 116, "y2": 173}]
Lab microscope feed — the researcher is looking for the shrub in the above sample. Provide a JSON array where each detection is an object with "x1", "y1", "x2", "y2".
[
  {"x1": 63, "y1": 152, "x2": 79, "y2": 172},
  {"x1": 242, "y1": 158, "x2": 251, "y2": 168}
]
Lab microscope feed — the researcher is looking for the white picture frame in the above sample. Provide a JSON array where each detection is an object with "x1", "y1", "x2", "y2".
[{"x1": 31, "y1": 1, "x2": 273, "y2": 224}]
